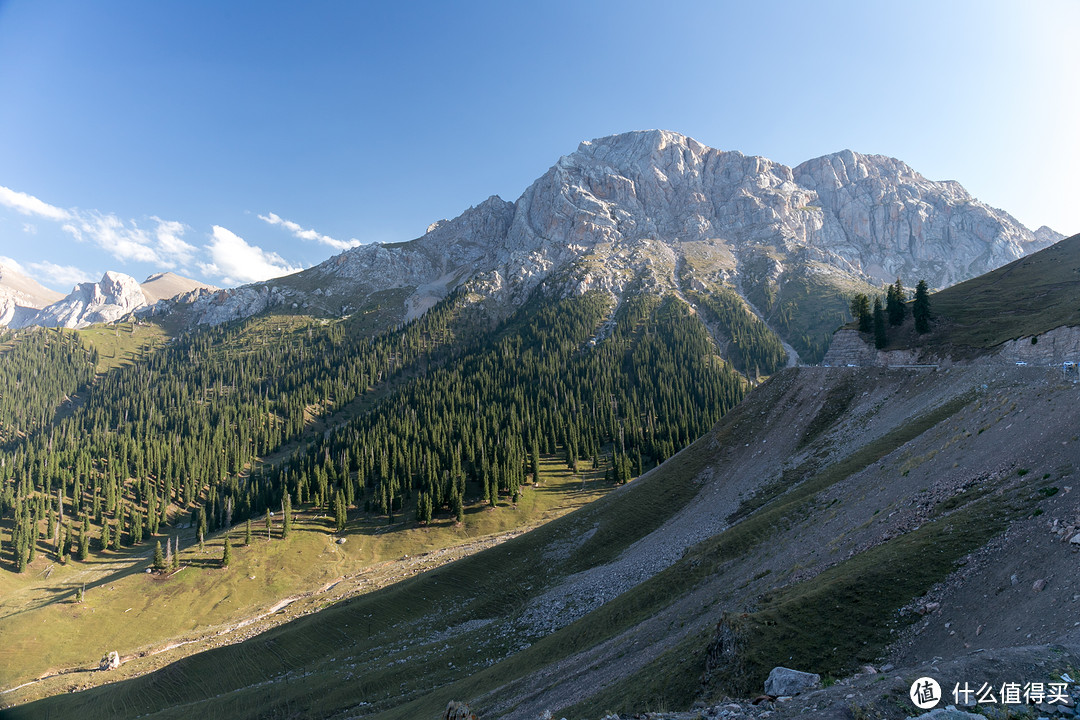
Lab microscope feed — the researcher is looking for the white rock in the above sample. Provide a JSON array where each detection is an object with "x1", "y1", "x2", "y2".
[{"x1": 18, "y1": 271, "x2": 147, "y2": 329}]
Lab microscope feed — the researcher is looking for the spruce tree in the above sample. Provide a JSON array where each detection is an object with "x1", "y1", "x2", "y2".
[
  {"x1": 152, "y1": 540, "x2": 166, "y2": 571},
  {"x1": 886, "y1": 279, "x2": 906, "y2": 326},
  {"x1": 873, "y1": 297, "x2": 888, "y2": 349},
  {"x1": 333, "y1": 489, "x2": 348, "y2": 531},
  {"x1": 221, "y1": 534, "x2": 231, "y2": 568},
  {"x1": 452, "y1": 491, "x2": 464, "y2": 524},
  {"x1": 913, "y1": 280, "x2": 931, "y2": 334},
  {"x1": 283, "y1": 495, "x2": 293, "y2": 539},
  {"x1": 245, "y1": 517, "x2": 252, "y2": 545},
  {"x1": 100, "y1": 520, "x2": 110, "y2": 552},
  {"x1": 851, "y1": 294, "x2": 872, "y2": 332},
  {"x1": 78, "y1": 526, "x2": 88, "y2": 561}
]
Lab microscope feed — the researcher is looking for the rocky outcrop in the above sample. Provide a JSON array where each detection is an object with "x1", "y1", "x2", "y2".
[
  {"x1": 824, "y1": 325, "x2": 1080, "y2": 369},
  {"x1": 821, "y1": 329, "x2": 891, "y2": 367},
  {"x1": 996, "y1": 325, "x2": 1080, "y2": 366},
  {"x1": 16, "y1": 271, "x2": 148, "y2": 329},
  {"x1": 820, "y1": 329, "x2": 940, "y2": 368}
]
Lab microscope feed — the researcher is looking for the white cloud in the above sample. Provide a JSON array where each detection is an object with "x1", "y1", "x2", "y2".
[
  {"x1": 0, "y1": 255, "x2": 27, "y2": 274},
  {"x1": 27, "y1": 261, "x2": 95, "y2": 290},
  {"x1": 0, "y1": 184, "x2": 197, "y2": 271},
  {"x1": 258, "y1": 212, "x2": 362, "y2": 251},
  {"x1": 64, "y1": 212, "x2": 159, "y2": 263},
  {"x1": 151, "y1": 217, "x2": 197, "y2": 268},
  {"x1": 59, "y1": 211, "x2": 199, "y2": 270},
  {"x1": 198, "y1": 225, "x2": 302, "y2": 286},
  {"x1": 0, "y1": 185, "x2": 71, "y2": 221}
]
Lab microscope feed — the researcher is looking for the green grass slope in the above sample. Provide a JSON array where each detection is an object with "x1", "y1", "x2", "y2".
[
  {"x1": 0, "y1": 455, "x2": 610, "y2": 696},
  {"x1": 889, "y1": 233, "x2": 1080, "y2": 353}
]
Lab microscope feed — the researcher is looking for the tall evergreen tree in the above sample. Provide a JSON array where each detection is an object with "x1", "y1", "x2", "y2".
[
  {"x1": 452, "y1": 491, "x2": 464, "y2": 524},
  {"x1": 913, "y1": 280, "x2": 932, "y2": 334},
  {"x1": 221, "y1": 534, "x2": 231, "y2": 568},
  {"x1": 851, "y1": 294, "x2": 872, "y2": 332},
  {"x1": 334, "y1": 489, "x2": 347, "y2": 531},
  {"x1": 886, "y1": 279, "x2": 907, "y2": 326},
  {"x1": 152, "y1": 540, "x2": 166, "y2": 571},
  {"x1": 873, "y1": 297, "x2": 888, "y2": 349}
]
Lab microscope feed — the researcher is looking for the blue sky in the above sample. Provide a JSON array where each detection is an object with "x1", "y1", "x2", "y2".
[{"x1": 0, "y1": 0, "x2": 1076, "y2": 292}]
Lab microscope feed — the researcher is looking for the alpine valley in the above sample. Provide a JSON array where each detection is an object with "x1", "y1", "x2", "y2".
[{"x1": 1, "y1": 131, "x2": 1078, "y2": 720}]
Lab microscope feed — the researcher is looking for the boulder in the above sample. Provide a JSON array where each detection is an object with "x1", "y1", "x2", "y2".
[
  {"x1": 905, "y1": 706, "x2": 986, "y2": 720},
  {"x1": 764, "y1": 666, "x2": 822, "y2": 696},
  {"x1": 444, "y1": 700, "x2": 476, "y2": 720},
  {"x1": 98, "y1": 651, "x2": 120, "y2": 671}
]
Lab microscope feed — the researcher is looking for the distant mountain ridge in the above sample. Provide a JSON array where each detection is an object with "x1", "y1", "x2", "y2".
[
  {"x1": 6, "y1": 131, "x2": 1062, "y2": 357},
  {"x1": 178, "y1": 131, "x2": 1059, "y2": 358},
  {"x1": 0, "y1": 261, "x2": 63, "y2": 327},
  {"x1": 3, "y1": 270, "x2": 216, "y2": 329}
]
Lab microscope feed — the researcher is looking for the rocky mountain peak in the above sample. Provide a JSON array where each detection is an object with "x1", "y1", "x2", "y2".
[
  {"x1": 12, "y1": 271, "x2": 148, "y2": 329},
  {"x1": 572, "y1": 129, "x2": 710, "y2": 167},
  {"x1": 139, "y1": 271, "x2": 218, "y2": 304},
  {"x1": 1034, "y1": 225, "x2": 1066, "y2": 246},
  {"x1": 161, "y1": 131, "x2": 1062, "y2": 340}
]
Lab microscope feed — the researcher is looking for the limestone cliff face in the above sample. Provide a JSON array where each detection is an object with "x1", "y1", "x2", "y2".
[
  {"x1": 165, "y1": 130, "x2": 1057, "y2": 330},
  {"x1": 794, "y1": 151, "x2": 1055, "y2": 287}
]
